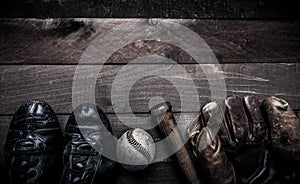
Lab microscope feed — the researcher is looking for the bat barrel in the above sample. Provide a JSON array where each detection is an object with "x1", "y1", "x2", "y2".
[{"x1": 150, "y1": 102, "x2": 202, "y2": 184}]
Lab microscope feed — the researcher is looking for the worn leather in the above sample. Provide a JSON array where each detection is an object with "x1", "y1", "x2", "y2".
[
  {"x1": 5, "y1": 101, "x2": 63, "y2": 184},
  {"x1": 221, "y1": 95, "x2": 276, "y2": 184},
  {"x1": 262, "y1": 96, "x2": 300, "y2": 182},
  {"x1": 188, "y1": 102, "x2": 236, "y2": 184},
  {"x1": 188, "y1": 95, "x2": 285, "y2": 184},
  {"x1": 61, "y1": 104, "x2": 117, "y2": 184}
]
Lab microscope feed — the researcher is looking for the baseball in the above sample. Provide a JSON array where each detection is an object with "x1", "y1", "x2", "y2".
[{"x1": 116, "y1": 128, "x2": 156, "y2": 171}]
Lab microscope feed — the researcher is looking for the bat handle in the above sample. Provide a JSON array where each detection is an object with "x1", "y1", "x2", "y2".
[{"x1": 151, "y1": 102, "x2": 202, "y2": 184}]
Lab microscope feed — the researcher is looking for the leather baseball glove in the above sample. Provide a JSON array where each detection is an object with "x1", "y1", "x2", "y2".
[{"x1": 188, "y1": 95, "x2": 300, "y2": 184}]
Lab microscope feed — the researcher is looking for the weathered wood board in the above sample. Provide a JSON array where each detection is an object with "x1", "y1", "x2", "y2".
[
  {"x1": 0, "y1": 63, "x2": 299, "y2": 114},
  {"x1": 0, "y1": 0, "x2": 299, "y2": 19},
  {"x1": 0, "y1": 19, "x2": 300, "y2": 64}
]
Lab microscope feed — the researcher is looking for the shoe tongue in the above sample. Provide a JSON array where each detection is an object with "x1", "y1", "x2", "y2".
[
  {"x1": 66, "y1": 104, "x2": 113, "y2": 134},
  {"x1": 27, "y1": 102, "x2": 45, "y2": 116}
]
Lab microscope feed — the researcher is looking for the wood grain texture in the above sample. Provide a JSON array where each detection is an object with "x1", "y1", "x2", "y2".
[
  {"x1": 0, "y1": 0, "x2": 299, "y2": 19},
  {"x1": 296, "y1": 111, "x2": 300, "y2": 118},
  {"x1": 0, "y1": 19, "x2": 300, "y2": 64},
  {"x1": 0, "y1": 63, "x2": 299, "y2": 114},
  {"x1": 0, "y1": 159, "x2": 185, "y2": 184},
  {"x1": 116, "y1": 161, "x2": 185, "y2": 184}
]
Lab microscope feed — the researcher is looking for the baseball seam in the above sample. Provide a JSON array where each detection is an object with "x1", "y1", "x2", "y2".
[{"x1": 126, "y1": 130, "x2": 152, "y2": 163}]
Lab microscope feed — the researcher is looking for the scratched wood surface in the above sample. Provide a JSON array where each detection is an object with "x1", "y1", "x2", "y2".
[
  {"x1": 0, "y1": 0, "x2": 299, "y2": 19},
  {"x1": 1, "y1": 19, "x2": 300, "y2": 64},
  {"x1": 0, "y1": 64, "x2": 299, "y2": 115},
  {"x1": 0, "y1": 17, "x2": 300, "y2": 184}
]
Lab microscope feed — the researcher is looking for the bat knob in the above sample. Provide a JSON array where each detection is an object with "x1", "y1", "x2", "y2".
[{"x1": 150, "y1": 101, "x2": 173, "y2": 125}]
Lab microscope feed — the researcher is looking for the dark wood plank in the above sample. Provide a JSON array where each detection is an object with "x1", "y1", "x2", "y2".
[
  {"x1": 0, "y1": 63, "x2": 299, "y2": 114},
  {"x1": 116, "y1": 161, "x2": 185, "y2": 184},
  {"x1": 0, "y1": 19, "x2": 300, "y2": 64},
  {"x1": 0, "y1": 161, "x2": 184, "y2": 184},
  {"x1": 0, "y1": 0, "x2": 299, "y2": 19},
  {"x1": 0, "y1": 116, "x2": 9, "y2": 165},
  {"x1": 296, "y1": 111, "x2": 300, "y2": 119}
]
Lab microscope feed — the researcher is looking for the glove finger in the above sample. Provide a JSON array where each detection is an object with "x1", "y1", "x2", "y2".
[
  {"x1": 188, "y1": 102, "x2": 226, "y2": 150},
  {"x1": 224, "y1": 95, "x2": 249, "y2": 145},
  {"x1": 201, "y1": 102, "x2": 230, "y2": 145},
  {"x1": 196, "y1": 127, "x2": 236, "y2": 184},
  {"x1": 243, "y1": 95, "x2": 268, "y2": 143},
  {"x1": 187, "y1": 102, "x2": 236, "y2": 184},
  {"x1": 262, "y1": 96, "x2": 300, "y2": 162},
  {"x1": 187, "y1": 114, "x2": 205, "y2": 149},
  {"x1": 224, "y1": 96, "x2": 277, "y2": 183}
]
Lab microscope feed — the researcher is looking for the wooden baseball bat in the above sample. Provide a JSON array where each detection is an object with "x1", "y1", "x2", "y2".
[{"x1": 150, "y1": 102, "x2": 202, "y2": 184}]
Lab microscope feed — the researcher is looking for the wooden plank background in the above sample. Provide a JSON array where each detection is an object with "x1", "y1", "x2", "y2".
[
  {"x1": 0, "y1": 63, "x2": 299, "y2": 115},
  {"x1": 0, "y1": 0, "x2": 299, "y2": 19},
  {"x1": 0, "y1": 19, "x2": 300, "y2": 64},
  {"x1": 0, "y1": 13, "x2": 299, "y2": 184}
]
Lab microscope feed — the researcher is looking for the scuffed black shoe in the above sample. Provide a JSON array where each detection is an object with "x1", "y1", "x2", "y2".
[
  {"x1": 61, "y1": 104, "x2": 117, "y2": 184},
  {"x1": 5, "y1": 101, "x2": 63, "y2": 184}
]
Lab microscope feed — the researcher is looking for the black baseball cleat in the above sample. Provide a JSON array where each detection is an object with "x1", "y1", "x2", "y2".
[
  {"x1": 61, "y1": 104, "x2": 118, "y2": 184},
  {"x1": 5, "y1": 101, "x2": 63, "y2": 184}
]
